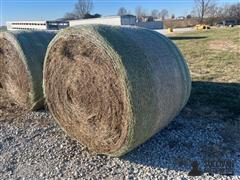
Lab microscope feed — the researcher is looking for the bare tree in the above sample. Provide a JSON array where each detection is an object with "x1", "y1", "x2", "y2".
[
  {"x1": 117, "y1": 7, "x2": 127, "y2": 16},
  {"x1": 151, "y1": 9, "x2": 159, "y2": 19},
  {"x1": 208, "y1": 4, "x2": 218, "y2": 18},
  {"x1": 74, "y1": 0, "x2": 93, "y2": 18},
  {"x1": 63, "y1": 0, "x2": 93, "y2": 19},
  {"x1": 64, "y1": 12, "x2": 78, "y2": 20},
  {"x1": 193, "y1": 0, "x2": 216, "y2": 23},
  {"x1": 212, "y1": 3, "x2": 239, "y2": 18},
  {"x1": 207, "y1": 4, "x2": 219, "y2": 25},
  {"x1": 215, "y1": 6, "x2": 224, "y2": 17},
  {"x1": 227, "y1": 3, "x2": 240, "y2": 17},
  {"x1": 135, "y1": 6, "x2": 146, "y2": 20},
  {"x1": 221, "y1": 5, "x2": 230, "y2": 17},
  {"x1": 159, "y1": 9, "x2": 169, "y2": 20}
]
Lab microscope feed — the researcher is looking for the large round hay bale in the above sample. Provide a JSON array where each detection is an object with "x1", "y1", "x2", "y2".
[
  {"x1": 0, "y1": 30, "x2": 56, "y2": 110},
  {"x1": 43, "y1": 25, "x2": 191, "y2": 156}
]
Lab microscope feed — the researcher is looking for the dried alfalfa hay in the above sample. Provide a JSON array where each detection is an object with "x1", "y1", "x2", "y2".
[
  {"x1": 43, "y1": 25, "x2": 191, "y2": 156},
  {"x1": 0, "y1": 30, "x2": 56, "y2": 110}
]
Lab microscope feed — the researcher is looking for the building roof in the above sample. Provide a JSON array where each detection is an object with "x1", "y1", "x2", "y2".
[
  {"x1": 7, "y1": 20, "x2": 46, "y2": 24},
  {"x1": 68, "y1": 16, "x2": 121, "y2": 22}
]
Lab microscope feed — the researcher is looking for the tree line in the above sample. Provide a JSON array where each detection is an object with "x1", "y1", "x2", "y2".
[
  {"x1": 193, "y1": 0, "x2": 240, "y2": 23},
  {"x1": 63, "y1": 0, "x2": 239, "y2": 23},
  {"x1": 118, "y1": 6, "x2": 170, "y2": 21},
  {"x1": 63, "y1": 0, "x2": 100, "y2": 20}
]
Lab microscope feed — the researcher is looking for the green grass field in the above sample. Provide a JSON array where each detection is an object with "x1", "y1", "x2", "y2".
[{"x1": 170, "y1": 27, "x2": 240, "y2": 120}]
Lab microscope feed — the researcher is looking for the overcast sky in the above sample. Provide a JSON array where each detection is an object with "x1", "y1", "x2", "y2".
[{"x1": 0, "y1": 0, "x2": 238, "y2": 25}]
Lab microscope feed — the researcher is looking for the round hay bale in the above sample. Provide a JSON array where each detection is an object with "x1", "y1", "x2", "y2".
[
  {"x1": 0, "y1": 30, "x2": 56, "y2": 110},
  {"x1": 43, "y1": 25, "x2": 191, "y2": 156}
]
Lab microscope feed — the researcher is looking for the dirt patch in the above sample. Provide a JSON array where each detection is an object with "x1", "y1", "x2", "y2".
[{"x1": 208, "y1": 40, "x2": 239, "y2": 52}]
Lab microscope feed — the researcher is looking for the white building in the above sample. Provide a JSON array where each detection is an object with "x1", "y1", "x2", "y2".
[
  {"x1": 6, "y1": 15, "x2": 163, "y2": 31},
  {"x1": 6, "y1": 21, "x2": 47, "y2": 30},
  {"x1": 6, "y1": 16, "x2": 136, "y2": 31},
  {"x1": 69, "y1": 15, "x2": 136, "y2": 26},
  {"x1": 6, "y1": 21, "x2": 69, "y2": 31}
]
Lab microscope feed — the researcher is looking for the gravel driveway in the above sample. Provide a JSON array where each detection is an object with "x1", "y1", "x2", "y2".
[
  {"x1": 155, "y1": 27, "x2": 196, "y2": 35},
  {"x1": 0, "y1": 89, "x2": 240, "y2": 179}
]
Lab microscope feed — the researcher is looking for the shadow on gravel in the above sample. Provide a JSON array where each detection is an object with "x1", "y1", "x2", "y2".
[
  {"x1": 123, "y1": 81, "x2": 240, "y2": 175},
  {"x1": 169, "y1": 36, "x2": 207, "y2": 40}
]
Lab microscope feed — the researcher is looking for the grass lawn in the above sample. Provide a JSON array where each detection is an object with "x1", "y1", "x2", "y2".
[{"x1": 169, "y1": 27, "x2": 240, "y2": 120}]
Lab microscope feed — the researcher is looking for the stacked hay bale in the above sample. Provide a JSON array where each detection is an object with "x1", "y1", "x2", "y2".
[
  {"x1": 0, "y1": 31, "x2": 56, "y2": 110},
  {"x1": 43, "y1": 25, "x2": 191, "y2": 156}
]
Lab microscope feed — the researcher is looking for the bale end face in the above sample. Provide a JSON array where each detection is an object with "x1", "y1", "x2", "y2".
[
  {"x1": 0, "y1": 36, "x2": 31, "y2": 108},
  {"x1": 44, "y1": 32, "x2": 131, "y2": 154},
  {"x1": 1, "y1": 31, "x2": 56, "y2": 110}
]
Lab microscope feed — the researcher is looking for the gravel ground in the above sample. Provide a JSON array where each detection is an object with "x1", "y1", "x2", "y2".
[{"x1": 0, "y1": 89, "x2": 240, "y2": 179}]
